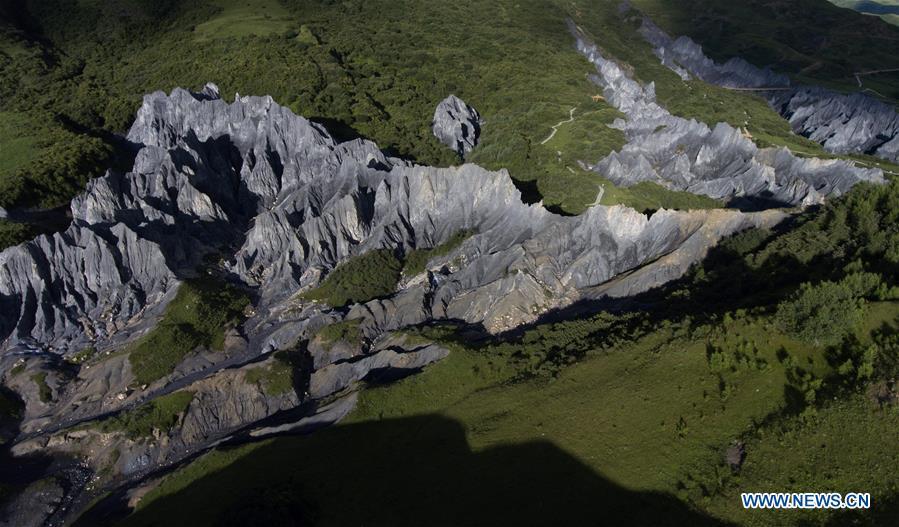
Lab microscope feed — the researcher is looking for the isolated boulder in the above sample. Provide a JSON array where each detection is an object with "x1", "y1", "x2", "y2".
[{"x1": 432, "y1": 95, "x2": 482, "y2": 158}]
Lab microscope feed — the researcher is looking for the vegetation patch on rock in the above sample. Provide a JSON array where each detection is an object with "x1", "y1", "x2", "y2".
[{"x1": 128, "y1": 278, "x2": 249, "y2": 385}]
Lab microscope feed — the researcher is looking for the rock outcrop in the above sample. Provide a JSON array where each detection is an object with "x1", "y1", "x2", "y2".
[
  {"x1": 0, "y1": 86, "x2": 794, "y2": 359},
  {"x1": 569, "y1": 20, "x2": 884, "y2": 206},
  {"x1": 638, "y1": 17, "x2": 899, "y2": 163},
  {"x1": 432, "y1": 95, "x2": 482, "y2": 158}
]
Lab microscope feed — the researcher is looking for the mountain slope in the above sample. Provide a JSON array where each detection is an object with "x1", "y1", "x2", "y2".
[{"x1": 0, "y1": 1, "x2": 898, "y2": 526}]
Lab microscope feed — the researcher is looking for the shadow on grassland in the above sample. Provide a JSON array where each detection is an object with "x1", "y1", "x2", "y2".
[{"x1": 110, "y1": 415, "x2": 732, "y2": 527}]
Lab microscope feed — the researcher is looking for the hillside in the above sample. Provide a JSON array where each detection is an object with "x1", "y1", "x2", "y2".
[
  {"x1": 0, "y1": 1, "x2": 897, "y2": 526},
  {"x1": 2, "y1": 0, "x2": 897, "y2": 222}
]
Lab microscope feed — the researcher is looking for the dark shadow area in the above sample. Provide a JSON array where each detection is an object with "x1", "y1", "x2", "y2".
[
  {"x1": 0, "y1": 394, "x2": 89, "y2": 524},
  {"x1": 725, "y1": 193, "x2": 793, "y2": 212},
  {"x1": 308, "y1": 116, "x2": 365, "y2": 144},
  {"x1": 510, "y1": 177, "x2": 544, "y2": 206},
  {"x1": 544, "y1": 202, "x2": 578, "y2": 217},
  {"x1": 825, "y1": 490, "x2": 899, "y2": 527},
  {"x1": 87, "y1": 415, "x2": 732, "y2": 527}
]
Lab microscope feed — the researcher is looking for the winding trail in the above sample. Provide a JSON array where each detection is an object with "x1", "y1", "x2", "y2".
[
  {"x1": 854, "y1": 67, "x2": 899, "y2": 88},
  {"x1": 719, "y1": 86, "x2": 793, "y2": 92},
  {"x1": 540, "y1": 107, "x2": 577, "y2": 145}
]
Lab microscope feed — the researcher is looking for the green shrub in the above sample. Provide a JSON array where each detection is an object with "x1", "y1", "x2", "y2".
[
  {"x1": 301, "y1": 250, "x2": 402, "y2": 307},
  {"x1": 0, "y1": 220, "x2": 37, "y2": 250},
  {"x1": 245, "y1": 356, "x2": 295, "y2": 396},
  {"x1": 313, "y1": 318, "x2": 363, "y2": 349},
  {"x1": 775, "y1": 280, "x2": 867, "y2": 347},
  {"x1": 68, "y1": 346, "x2": 97, "y2": 365},
  {"x1": 30, "y1": 372, "x2": 52, "y2": 403},
  {"x1": 128, "y1": 278, "x2": 249, "y2": 385},
  {"x1": 98, "y1": 390, "x2": 195, "y2": 439},
  {"x1": 403, "y1": 230, "x2": 474, "y2": 277}
]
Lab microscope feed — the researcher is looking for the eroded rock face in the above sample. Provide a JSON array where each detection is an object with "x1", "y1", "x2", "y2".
[
  {"x1": 432, "y1": 95, "x2": 482, "y2": 158},
  {"x1": 0, "y1": 85, "x2": 819, "y2": 523},
  {"x1": 638, "y1": 17, "x2": 899, "y2": 163},
  {"x1": 0, "y1": 87, "x2": 793, "y2": 358},
  {"x1": 569, "y1": 20, "x2": 884, "y2": 206},
  {"x1": 0, "y1": 225, "x2": 177, "y2": 354}
]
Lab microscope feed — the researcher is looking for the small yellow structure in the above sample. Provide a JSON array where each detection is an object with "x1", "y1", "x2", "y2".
[{"x1": 591, "y1": 94, "x2": 605, "y2": 102}]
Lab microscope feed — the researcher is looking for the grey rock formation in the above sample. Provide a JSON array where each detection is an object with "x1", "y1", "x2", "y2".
[
  {"x1": 569, "y1": 21, "x2": 884, "y2": 206},
  {"x1": 432, "y1": 95, "x2": 482, "y2": 157},
  {"x1": 639, "y1": 18, "x2": 790, "y2": 88},
  {"x1": 638, "y1": 17, "x2": 899, "y2": 163},
  {"x1": 0, "y1": 225, "x2": 177, "y2": 354},
  {"x1": 0, "y1": 86, "x2": 798, "y2": 522},
  {"x1": 0, "y1": 477, "x2": 65, "y2": 527},
  {"x1": 769, "y1": 87, "x2": 899, "y2": 161},
  {"x1": 0, "y1": 87, "x2": 793, "y2": 357}
]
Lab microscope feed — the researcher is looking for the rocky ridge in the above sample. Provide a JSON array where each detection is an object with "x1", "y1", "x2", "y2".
[
  {"x1": 0, "y1": 53, "x2": 870, "y2": 522},
  {"x1": 569, "y1": 20, "x2": 884, "y2": 206},
  {"x1": 637, "y1": 17, "x2": 899, "y2": 163}
]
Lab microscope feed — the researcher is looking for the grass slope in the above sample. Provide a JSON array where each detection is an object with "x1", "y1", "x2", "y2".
[
  {"x1": 115, "y1": 305, "x2": 899, "y2": 526},
  {"x1": 300, "y1": 249, "x2": 403, "y2": 308},
  {"x1": 0, "y1": 111, "x2": 37, "y2": 176},
  {"x1": 97, "y1": 390, "x2": 195, "y2": 440},
  {"x1": 194, "y1": 0, "x2": 295, "y2": 40}
]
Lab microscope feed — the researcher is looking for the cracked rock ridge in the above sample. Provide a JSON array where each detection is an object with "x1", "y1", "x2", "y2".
[
  {"x1": 432, "y1": 94, "x2": 483, "y2": 158},
  {"x1": 638, "y1": 17, "x2": 899, "y2": 163}
]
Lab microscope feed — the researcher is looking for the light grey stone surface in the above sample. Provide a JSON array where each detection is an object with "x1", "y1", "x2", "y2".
[
  {"x1": 432, "y1": 94, "x2": 482, "y2": 157},
  {"x1": 0, "y1": 87, "x2": 792, "y2": 356}
]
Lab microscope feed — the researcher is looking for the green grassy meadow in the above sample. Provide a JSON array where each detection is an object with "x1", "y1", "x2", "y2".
[
  {"x1": 194, "y1": 0, "x2": 295, "y2": 40},
  {"x1": 116, "y1": 303, "x2": 899, "y2": 526}
]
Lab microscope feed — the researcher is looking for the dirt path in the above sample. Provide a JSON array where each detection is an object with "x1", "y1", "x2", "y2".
[
  {"x1": 854, "y1": 68, "x2": 899, "y2": 88},
  {"x1": 540, "y1": 107, "x2": 577, "y2": 145},
  {"x1": 586, "y1": 184, "x2": 605, "y2": 208},
  {"x1": 720, "y1": 86, "x2": 793, "y2": 92}
]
